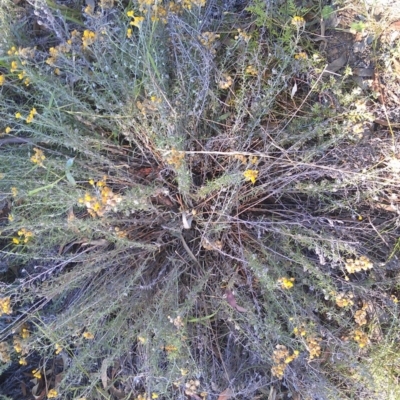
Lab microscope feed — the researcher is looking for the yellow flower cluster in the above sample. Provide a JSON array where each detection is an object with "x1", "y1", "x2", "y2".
[
  {"x1": 166, "y1": 149, "x2": 185, "y2": 168},
  {"x1": 295, "y1": 52, "x2": 308, "y2": 60},
  {"x1": 32, "y1": 368, "x2": 42, "y2": 379},
  {"x1": 218, "y1": 74, "x2": 233, "y2": 89},
  {"x1": 354, "y1": 303, "x2": 367, "y2": 326},
  {"x1": 127, "y1": 11, "x2": 145, "y2": 28},
  {"x1": 127, "y1": 0, "x2": 206, "y2": 29},
  {"x1": 9, "y1": 325, "x2": 32, "y2": 365},
  {"x1": 46, "y1": 30, "x2": 79, "y2": 64},
  {"x1": 335, "y1": 292, "x2": 354, "y2": 308},
  {"x1": 78, "y1": 178, "x2": 122, "y2": 217},
  {"x1": 30, "y1": 147, "x2": 45, "y2": 166},
  {"x1": 17, "y1": 70, "x2": 30, "y2": 86},
  {"x1": 168, "y1": 315, "x2": 184, "y2": 329},
  {"x1": 0, "y1": 342, "x2": 11, "y2": 363},
  {"x1": 82, "y1": 30, "x2": 96, "y2": 47},
  {"x1": 7, "y1": 46, "x2": 18, "y2": 56},
  {"x1": 82, "y1": 331, "x2": 95, "y2": 339},
  {"x1": 13, "y1": 335, "x2": 29, "y2": 355},
  {"x1": 10, "y1": 60, "x2": 18, "y2": 72},
  {"x1": 21, "y1": 326, "x2": 30, "y2": 339},
  {"x1": 306, "y1": 336, "x2": 322, "y2": 359},
  {"x1": 293, "y1": 325, "x2": 307, "y2": 337},
  {"x1": 352, "y1": 329, "x2": 369, "y2": 348},
  {"x1": 234, "y1": 28, "x2": 251, "y2": 42},
  {"x1": 0, "y1": 297, "x2": 12, "y2": 315},
  {"x1": 46, "y1": 46, "x2": 63, "y2": 66},
  {"x1": 8, "y1": 57, "x2": 30, "y2": 86},
  {"x1": 345, "y1": 256, "x2": 373, "y2": 274},
  {"x1": 245, "y1": 65, "x2": 258, "y2": 76},
  {"x1": 114, "y1": 226, "x2": 127, "y2": 238},
  {"x1": 278, "y1": 276, "x2": 294, "y2": 289},
  {"x1": 293, "y1": 324, "x2": 322, "y2": 360},
  {"x1": 55, "y1": 343, "x2": 63, "y2": 354},
  {"x1": 48, "y1": 389, "x2": 58, "y2": 398},
  {"x1": 184, "y1": 379, "x2": 201, "y2": 397},
  {"x1": 0, "y1": 74, "x2": 5, "y2": 85},
  {"x1": 234, "y1": 154, "x2": 258, "y2": 165},
  {"x1": 198, "y1": 31, "x2": 220, "y2": 54},
  {"x1": 26, "y1": 107, "x2": 37, "y2": 123},
  {"x1": 271, "y1": 345, "x2": 299, "y2": 379},
  {"x1": 8, "y1": 45, "x2": 36, "y2": 59},
  {"x1": 12, "y1": 228, "x2": 33, "y2": 244},
  {"x1": 243, "y1": 169, "x2": 259, "y2": 184},
  {"x1": 291, "y1": 16, "x2": 305, "y2": 27}
]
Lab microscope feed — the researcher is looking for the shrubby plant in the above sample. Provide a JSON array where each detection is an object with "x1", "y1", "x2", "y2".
[{"x1": 1, "y1": 0, "x2": 400, "y2": 398}]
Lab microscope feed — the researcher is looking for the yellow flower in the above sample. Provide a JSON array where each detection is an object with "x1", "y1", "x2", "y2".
[
  {"x1": 30, "y1": 147, "x2": 46, "y2": 167},
  {"x1": 84, "y1": 4, "x2": 93, "y2": 14},
  {"x1": 21, "y1": 327, "x2": 30, "y2": 339},
  {"x1": 127, "y1": 28, "x2": 133, "y2": 38},
  {"x1": 245, "y1": 65, "x2": 258, "y2": 76},
  {"x1": 218, "y1": 74, "x2": 233, "y2": 89},
  {"x1": 55, "y1": 343, "x2": 63, "y2": 354},
  {"x1": 294, "y1": 52, "x2": 308, "y2": 60},
  {"x1": 15, "y1": 112, "x2": 22, "y2": 119},
  {"x1": 293, "y1": 325, "x2": 307, "y2": 336},
  {"x1": 7, "y1": 46, "x2": 17, "y2": 55},
  {"x1": 137, "y1": 336, "x2": 147, "y2": 344},
  {"x1": 0, "y1": 297, "x2": 12, "y2": 315},
  {"x1": 12, "y1": 237, "x2": 20, "y2": 245},
  {"x1": 84, "y1": 192, "x2": 92, "y2": 202},
  {"x1": 130, "y1": 16, "x2": 144, "y2": 28},
  {"x1": 8, "y1": 214, "x2": 14, "y2": 222},
  {"x1": 306, "y1": 336, "x2": 322, "y2": 359},
  {"x1": 291, "y1": 16, "x2": 305, "y2": 27},
  {"x1": 5, "y1": 126, "x2": 11, "y2": 134},
  {"x1": 151, "y1": 394, "x2": 159, "y2": 399},
  {"x1": 14, "y1": 340, "x2": 22, "y2": 353},
  {"x1": 32, "y1": 369, "x2": 42, "y2": 379},
  {"x1": 48, "y1": 389, "x2": 58, "y2": 398},
  {"x1": 352, "y1": 329, "x2": 369, "y2": 348},
  {"x1": 234, "y1": 28, "x2": 251, "y2": 42},
  {"x1": 243, "y1": 169, "x2": 259, "y2": 184},
  {"x1": 0, "y1": 74, "x2": 5, "y2": 85},
  {"x1": 335, "y1": 293, "x2": 354, "y2": 308},
  {"x1": 82, "y1": 30, "x2": 96, "y2": 47},
  {"x1": 126, "y1": 10, "x2": 135, "y2": 17},
  {"x1": 278, "y1": 277, "x2": 295, "y2": 289},
  {"x1": 11, "y1": 187, "x2": 18, "y2": 197},
  {"x1": 82, "y1": 331, "x2": 94, "y2": 339},
  {"x1": 19, "y1": 357, "x2": 27, "y2": 365},
  {"x1": 10, "y1": 61, "x2": 18, "y2": 72}
]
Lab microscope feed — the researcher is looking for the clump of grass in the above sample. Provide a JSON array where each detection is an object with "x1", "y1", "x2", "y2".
[{"x1": 1, "y1": 0, "x2": 400, "y2": 398}]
